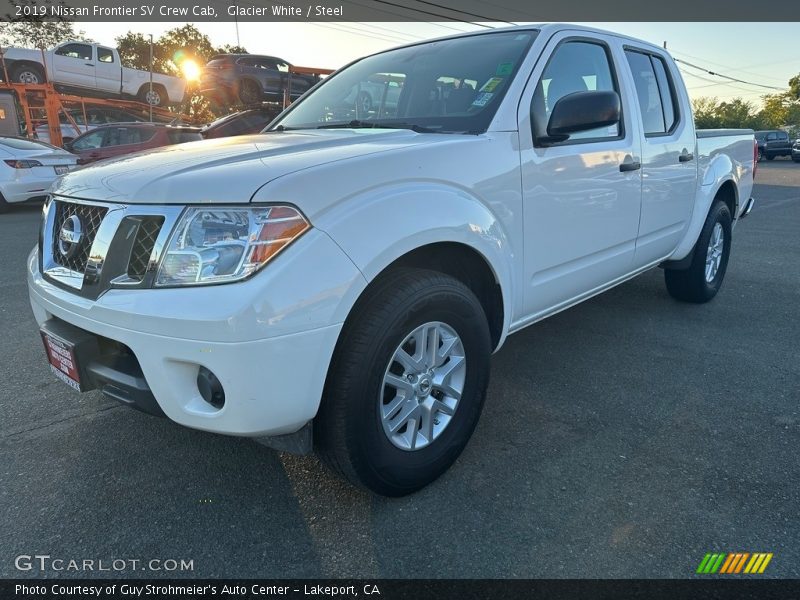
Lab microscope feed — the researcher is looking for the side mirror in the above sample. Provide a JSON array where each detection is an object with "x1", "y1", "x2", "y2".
[
  {"x1": 542, "y1": 90, "x2": 621, "y2": 144},
  {"x1": 63, "y1": 141, "x2": 74, "y2": 152}
]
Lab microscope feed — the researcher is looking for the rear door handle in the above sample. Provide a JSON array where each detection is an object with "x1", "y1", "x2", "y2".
[
  {"x1": 679, "y1": 152, "x2": 694, "y2": 162},
  {"x1": 619, "y1": 161, "x2": 641, "y2": 172},
  {"x1": 85, "y1": 63, "x2": 94, "y2": 67}
]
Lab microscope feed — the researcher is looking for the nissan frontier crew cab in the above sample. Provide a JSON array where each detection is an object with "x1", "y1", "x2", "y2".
[{"x1": 28, "y1": 25, "x2": 756, "y2": 496}]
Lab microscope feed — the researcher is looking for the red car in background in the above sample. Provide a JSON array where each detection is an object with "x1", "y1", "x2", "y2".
[
  {"x1": 65, "y1": 123, "x2": 202, "y2": 165},
  {"x1": 200, "y1": 107, "x2": 280, "y2": 139}
]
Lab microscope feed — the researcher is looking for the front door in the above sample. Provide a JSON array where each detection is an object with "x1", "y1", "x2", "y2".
[
  {"x1": 517, "y1": 32, "x2": 643, "y2": 319},
  {"x1": 52, "y1": 43, "x2": 96, "y2": 89}
]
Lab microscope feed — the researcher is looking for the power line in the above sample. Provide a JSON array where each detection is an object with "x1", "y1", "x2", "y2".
[
  {"x1": 670, "y1": 49, "x2": 787, "y2": 84},
  {"x1": 369, "y1": 0, "x2": 495, "y2": 28},
  {"x1": 339, "y1": 0, "x2": 479, "y2": 33},
  {"x1": 679, "y1": 69, "x2": 773, "y2": 95},
  {"x1": 674, "y1": 57, "x2": 787, "y2": 91},
  {"x1": 309, "y1": 22, "x2": 418, "y2": 45},
  {"x1": 409, "y1": 0, "x2": 516, "y2": 26}
]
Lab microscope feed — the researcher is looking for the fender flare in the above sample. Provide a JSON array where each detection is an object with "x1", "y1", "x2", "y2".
[
  {"x1": 310, "y1": 181, "x2": 516, "y2": 347},
  {"x1": 669, "y1": 153, "x2": 740, "y2": 261}
]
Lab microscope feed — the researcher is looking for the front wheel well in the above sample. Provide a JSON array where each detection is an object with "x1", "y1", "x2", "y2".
[{"x1": 369, "y1": 243, "x2": 504, "y2": 350}]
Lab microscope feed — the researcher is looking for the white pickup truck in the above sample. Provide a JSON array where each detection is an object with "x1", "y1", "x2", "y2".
[
  {"x1": 1, "y1": 41, "x2": 185, "y2": 106},
  {"x1": 28, "y1": 25, "x2": 756, "y2": 496}
]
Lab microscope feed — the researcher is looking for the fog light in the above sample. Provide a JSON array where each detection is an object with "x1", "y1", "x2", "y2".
[{"x1": 197, "y1": 366, "x2": 225, "y2": 409}]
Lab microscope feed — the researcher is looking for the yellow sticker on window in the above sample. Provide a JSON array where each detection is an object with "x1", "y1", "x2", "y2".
[{"x1": 480, "y1": 77, "x2": 504, "y2": 93}]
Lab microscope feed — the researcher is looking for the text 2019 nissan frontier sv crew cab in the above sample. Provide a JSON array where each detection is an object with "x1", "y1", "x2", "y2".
[{"x1": 28, "y1": 25, "x2": 756, "y2": 496}]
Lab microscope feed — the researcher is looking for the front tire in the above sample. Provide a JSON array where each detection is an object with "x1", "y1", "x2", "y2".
[
  {"x1": 664, "y1": 200, "x2": 732, "y2": 303},
  {"x1": 316, "y1": 268, "x2": 491, "y2": 496}
]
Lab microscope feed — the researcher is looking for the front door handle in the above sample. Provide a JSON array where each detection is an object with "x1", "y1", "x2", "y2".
[
  {"x1": 85, "y1": 63, "x2": 94, "y2": 67},
  {"x1": 679, "y1": 152, "x2": 694, "y2": 162},
  {"x1": 619, "y1": 161, "x2": 641, "y2": 172}
]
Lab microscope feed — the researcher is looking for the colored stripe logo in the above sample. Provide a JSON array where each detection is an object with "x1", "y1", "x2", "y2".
[{"x1": 696, "y1": 552, "x2": 773, "y2": 574}]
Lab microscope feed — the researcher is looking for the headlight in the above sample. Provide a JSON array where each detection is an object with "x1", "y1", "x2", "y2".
[{"x1": 155, "y1": 205, "x2": 309, "y2": 286}]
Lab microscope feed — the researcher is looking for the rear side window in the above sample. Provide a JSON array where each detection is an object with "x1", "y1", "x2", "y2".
[
  {"x1": 98, "y1": 47, "x2": 115, "y2": 63},
  {"x1": 167, "y1": 130, "x2": 202, "y2": 144},
  {"x1": 625, "y1": 49, "x2": 679, "y2": 136},
  {"x1": 777, "y1": 131, "x2": 789, "y2": 140},
  {"x1": 124, "y1": 128, "x2": 157, "y2": 144}
]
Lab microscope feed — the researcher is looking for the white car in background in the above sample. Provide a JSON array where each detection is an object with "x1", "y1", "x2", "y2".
[{"x1": 0, "y1": 137, "x2": 77, "y2": 212}]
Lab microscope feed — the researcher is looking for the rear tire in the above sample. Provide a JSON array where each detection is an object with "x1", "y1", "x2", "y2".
[
  {"x1": 316, "y1": 268, "x2": 491, "y2": 496},
  {"x1": 138, "y1": 86, "x2": 166, "y2": 106},
  {"x1": 664, "y1": 200, "x2": 732, "y2": 303},
  {"x1": 0, "y1": 193, "x2": 9, "y2": 214},
  {"x1": 11, "y1": 63, "x2": 44, "y2": 84}
]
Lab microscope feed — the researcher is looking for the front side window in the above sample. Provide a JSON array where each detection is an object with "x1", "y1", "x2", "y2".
[
  {"x1": 274, "y1": 30, "x2": 538, "y2": 134},
  {"x1": 55, "y1": 43, "x2": 92, "y2": 61},
  {"x1": 72, "y1": 130, "x2": 105, "y2": 151},
  {"x1": 532, "y1": 40, "x2": 619, "y2": 141}
]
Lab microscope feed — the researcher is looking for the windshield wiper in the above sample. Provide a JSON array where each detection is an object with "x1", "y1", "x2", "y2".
[{"x1": 316, "y1": 120, "x2": 441, "y2": 133}]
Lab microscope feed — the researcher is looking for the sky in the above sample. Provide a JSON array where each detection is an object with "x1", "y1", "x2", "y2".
[{"x1": 75, "y1": 21, "x2": 799, "y2": 106}]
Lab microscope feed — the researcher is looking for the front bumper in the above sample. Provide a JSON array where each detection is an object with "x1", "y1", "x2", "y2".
[{"x1": 28, "y1": 228, "x2": 366, "y2": 437}]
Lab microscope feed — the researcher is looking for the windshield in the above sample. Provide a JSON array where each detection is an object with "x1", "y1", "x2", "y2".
[{"x1": 272, "y1": 30, "x2": 538, "y2": 134}]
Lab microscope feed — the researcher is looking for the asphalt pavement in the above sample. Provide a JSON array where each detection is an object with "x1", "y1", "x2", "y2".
[{"x1": 1, "y1": 160, "x2": 798, "y2": 579}]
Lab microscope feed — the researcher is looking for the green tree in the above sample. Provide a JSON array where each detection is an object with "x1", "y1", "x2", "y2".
[
  {"x1": 716, "y1": 98, "x2": 758, "y2": 129},
  {"x1": 692, "y1": 97, "x2": 722, "y2": 129},
  {"x1": 0, "y1": 1, "x2": 84, "y2": 49},
  {"x1": 116, "y1": 25, "x2": 249, "y2": 123}
]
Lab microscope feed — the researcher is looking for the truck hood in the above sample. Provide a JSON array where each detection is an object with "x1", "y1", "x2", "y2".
[{"x1": 52, "y1": 130, "x2": 448, "y2": 204}]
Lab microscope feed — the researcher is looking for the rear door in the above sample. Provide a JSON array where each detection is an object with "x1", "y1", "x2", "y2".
[
  {"x1": 622, "y1": 46, "x2": 696, "y2": 264},
  {"x1": 517, "y1": 31, "x2": 643, "y2": 318},
  {"x1": 51, "y1": 43, "x2": 96, "y2": 89}
]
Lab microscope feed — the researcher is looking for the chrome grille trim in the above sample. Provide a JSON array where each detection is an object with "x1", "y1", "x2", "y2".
[{"x1": 41, "y1": 196, "x2": 184, "y2": 298}]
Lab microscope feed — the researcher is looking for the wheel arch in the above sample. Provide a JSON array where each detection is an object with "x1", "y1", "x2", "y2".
[
  {"x1": 668, "y1": 175, "x2": 740, "y2": 262},
  {"x1": 136, "y1": 82, "x2": 167, "y2": 100},
  {"x1": 7, "y1": 60, "x2": 46, "y2": 82},
  {"x1": 345, "y1": 242, "x2": 505, "y2": 351}
]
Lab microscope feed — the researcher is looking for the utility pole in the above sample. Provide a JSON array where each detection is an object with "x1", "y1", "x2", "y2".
[{"x1": 149, "y1": 34, "x2": 154, "y2": 122}]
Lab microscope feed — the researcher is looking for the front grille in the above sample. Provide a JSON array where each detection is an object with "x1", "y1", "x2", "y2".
[
  {"x1": 127, "y1": 217, "x2": 164, "y2": 281},
  {"x1": 52, "y1": 200, "x2": 107, "y2": 273}
]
